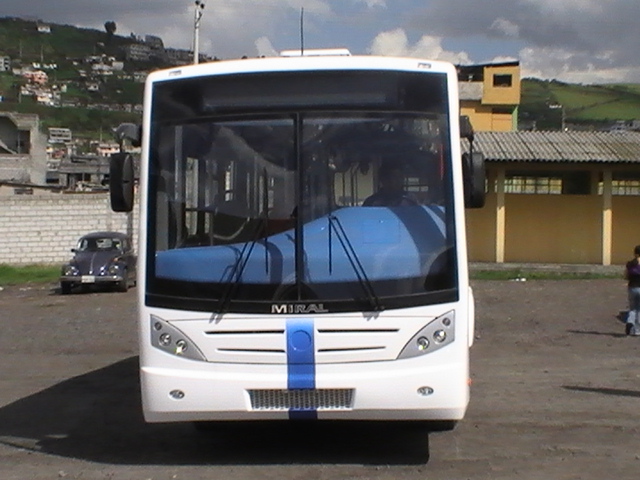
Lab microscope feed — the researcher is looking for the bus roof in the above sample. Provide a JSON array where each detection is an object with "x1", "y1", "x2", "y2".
[
  {"x1": 148, "y1": 55, "x2": 456, "y2": 84},
  {"x1": 279, "y1": 48, "x2": 351, "y2": 57}
]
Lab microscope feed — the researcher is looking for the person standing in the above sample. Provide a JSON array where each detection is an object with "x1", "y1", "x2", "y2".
[{"x1": 624, "y1": 245, "x2": 640, "y2": 336}]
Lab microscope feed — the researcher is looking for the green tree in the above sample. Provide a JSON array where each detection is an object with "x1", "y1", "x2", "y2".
[{"x1": 104, "y1": 21, "x2": 117, "y2": 43}]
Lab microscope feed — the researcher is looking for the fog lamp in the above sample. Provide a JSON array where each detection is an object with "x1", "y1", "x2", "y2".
[
  {"x1": 169, "y1": 389, "x2": 185, "y2": 400},
  {"x1": 417, "y1": 386, "x2": 434, "y2": 396},
  {"x1": 159, "y1": 333, "x2": 172, "y2": 346}
]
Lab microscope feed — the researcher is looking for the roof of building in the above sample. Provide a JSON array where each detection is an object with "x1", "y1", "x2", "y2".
[
  {"x1": 473, "y1": 130, "x2": 640, "y2": 164},
  {"x1": 457, "y1": 61, "x2": 520, "y2": 82}
]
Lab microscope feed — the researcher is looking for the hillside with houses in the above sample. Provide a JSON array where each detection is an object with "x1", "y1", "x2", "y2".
[
  {"x1": 0, "y1": 17, "x2": 207, "y2": 147},
  {"x1": 0, "y1": 16, "x2": 208, "y2": 192},
  {"x1": 0, "y1": 16, "x2": 204, "y2": 107},
  {"x1": 0, "y1": 15, "x2": 639, "y2": 195}
]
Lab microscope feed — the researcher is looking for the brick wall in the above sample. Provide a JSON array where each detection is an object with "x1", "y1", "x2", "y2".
[{"x1": 0, "y1": 193, "x2": 138, "y2": 266}]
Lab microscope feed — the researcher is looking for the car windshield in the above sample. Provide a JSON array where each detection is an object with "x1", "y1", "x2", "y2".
[
  {"x1": 146, "y1": 70, "x2": 457, "y2": 313},
  {"x1": 78, "y1": 237, "x2": 121, "y2": 252}
]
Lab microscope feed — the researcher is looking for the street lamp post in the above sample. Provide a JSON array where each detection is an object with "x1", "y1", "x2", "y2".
[{"x1": 193, "y1": 0, "x2": 205, "y2": 64}]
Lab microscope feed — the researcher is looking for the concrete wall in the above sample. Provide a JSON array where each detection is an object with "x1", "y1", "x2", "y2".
[
  {"x1": 612, "y1": 196, "x2": 640, "y2": 264},
  {"x1": 0, "y1": 112, "x2": 48, "y2": 185},
  {"x1": 0, "y1": 193, "x2": 138, "y2": 266},
  {"x1": 466, "y1": 193, "x2": 498, "y2": 262},
  {"x1": 505, "y1": 194, "x2": 602, "y2": 264},
  {"x1": 466, "y1": 184, "x2": 640, "y2": 266},
  {"x1": 460, "y1": 102, "x2": 517, "y2": 133}
]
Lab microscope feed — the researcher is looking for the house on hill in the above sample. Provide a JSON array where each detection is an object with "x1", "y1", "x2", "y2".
[
  {"x1": 36, "y1": 23, "x2": 51, "y2": 34},
  {"x1": 458, "y1": 61, "x2": 521, "y2": 132},
  {"x1": 0, "y1": 112, "x2": 47, "y2": 192}
]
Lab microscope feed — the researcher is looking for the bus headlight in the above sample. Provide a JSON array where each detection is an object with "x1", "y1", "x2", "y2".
[
  {"x1": 398, "y1": 311, "x2": 455, "y2": 359},
  {"x1": 417, "y1": 337, "x2": 430, "y2": 350},
  {"x1": 433, "y1": 329, "x2": 447, "y2": 343},
  {"x1": 150, "y1": 315, "x2": 206, "y2": 361}
]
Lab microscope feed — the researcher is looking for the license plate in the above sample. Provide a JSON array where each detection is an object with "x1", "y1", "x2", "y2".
[{"x1": 81, "y1": 275, "x2": 96, "y2": 283}]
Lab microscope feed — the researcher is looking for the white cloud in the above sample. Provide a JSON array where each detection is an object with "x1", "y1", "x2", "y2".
[
  {"x1": 522, "y1": 0, "x2": 603, "y2": 16},
  {"x1": 406, "y1": 0, "x2": 640, "y2": 82},
  {"x1": 490, "y1": 55, "x2": 520, "y2": 64},
  {"x1": 255, "y1": 37, "x2": 278, "y2": 57},
  {"x1": 4, "y1": 0, "x2": 640, "y2": 82},
  {"x1": 490, "y1": 18, "x2": 519, "y2": 37},
  {"x1": 369, "y1": 29, "x2": 471, "y2": 64},
  {"x1": 355, "y1": 0, "x2": 387, "y2": 7},
  {"x1": 368, "y1": 29, "x2": 409, "y2": 57},
  {"x1": 123, "y1": 0, "x2": 334, "y2": 57},
  {"x1": 519, "y1": 46, "x2": 640, "y2": 83},
  {"x1": 172, "y1": 1, "x2": 331, "y2": 58}
]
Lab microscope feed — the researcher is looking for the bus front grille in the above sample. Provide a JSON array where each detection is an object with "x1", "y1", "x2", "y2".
[{"x1": 248, "y1": 389, "x2": 354, "y2": 411}]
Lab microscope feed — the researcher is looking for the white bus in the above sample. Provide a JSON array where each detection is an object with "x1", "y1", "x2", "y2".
[{"x1": 110, "y1": 51, "x2": 485, "y2": 433}]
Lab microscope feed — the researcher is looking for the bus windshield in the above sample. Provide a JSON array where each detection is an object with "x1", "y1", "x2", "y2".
[{"x1": 146, "y1": 72, "x2": 457, "y2": 313}]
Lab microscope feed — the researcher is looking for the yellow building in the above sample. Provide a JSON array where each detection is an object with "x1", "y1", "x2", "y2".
[
  {"x1": 458, "y1": 61, "x2": 521, "y2": 132},
  {"x1": 466, "y1": 130, "x2": 640, "y2": 266}
]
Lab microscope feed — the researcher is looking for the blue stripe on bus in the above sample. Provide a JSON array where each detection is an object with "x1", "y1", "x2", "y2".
[{"x1": 286, "y1": 318, "x2": 317, "y2": 420}]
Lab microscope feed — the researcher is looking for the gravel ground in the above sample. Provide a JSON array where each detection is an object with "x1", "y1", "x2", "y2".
[{"x1": 0, "y1": 278, "x2": 639, "y2": 480}]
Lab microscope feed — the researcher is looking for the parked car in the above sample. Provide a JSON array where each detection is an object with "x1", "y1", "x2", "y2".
[{"x1": 60, "y1": 231, "x2": 136, "y2": 294}]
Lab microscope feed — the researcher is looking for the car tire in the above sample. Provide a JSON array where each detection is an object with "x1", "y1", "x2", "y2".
[
  {"x1": 61, "y1": 282, "x2": 72, "y2": 295},
  {"x1": 116, "y1": 270, "x2": 129, "y2": 292}
]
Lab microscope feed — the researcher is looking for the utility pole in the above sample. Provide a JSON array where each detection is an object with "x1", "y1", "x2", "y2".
[{"x1": 193, "y1": 0, "x2": 205, "y2": 64}]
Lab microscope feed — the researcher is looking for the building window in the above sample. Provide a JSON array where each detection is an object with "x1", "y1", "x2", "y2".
[
  {"x1": 504, "y1": 175, "x2": 562, "y2": 194},
  {"x1": 492, "y1": 107, "x2": 513, "y2": 115},
  {"x1": 598, "y1": 174, "x2": 640, "y2": 195},
  {"x1": 612, "y1": 180, "x2": 640, "y2": 195},
  {"x1": 493, "y1": 74, "x2": 513, "y2": 87},
  {"x1": 504, "y1": 172, "x2": 591, "y2": 195}
]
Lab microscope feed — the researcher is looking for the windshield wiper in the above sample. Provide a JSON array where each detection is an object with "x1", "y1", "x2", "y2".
[
  {"x1": 217, "y1": 169, "x2": 270, "y2": 314},
  {"x1": 328, "y1": 214, "x2": 383, "y2": 312},
  {"x1": 216, "y1": 225, "x2": 264, "y2": 315}
]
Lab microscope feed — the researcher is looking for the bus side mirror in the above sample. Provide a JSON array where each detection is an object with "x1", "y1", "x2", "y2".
[
  {"x1": 462, "y1": 152, "x2": 485, "y2": 209},
  {"x1": 110, "y1": 152, "x2": 135, "y2": 212}
]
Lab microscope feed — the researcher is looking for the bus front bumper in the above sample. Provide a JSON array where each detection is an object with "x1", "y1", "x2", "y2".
[{"x1": 140, "y1": 358, "x2": 469, "y2": 423}]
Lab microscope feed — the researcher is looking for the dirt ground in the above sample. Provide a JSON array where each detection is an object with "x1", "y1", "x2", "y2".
[{"x1": 0, "y1": 278, "x2": 639, "y2": 480}]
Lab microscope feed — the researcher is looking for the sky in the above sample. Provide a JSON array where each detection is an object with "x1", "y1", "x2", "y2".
[{"x1": 2, "y1": 0, "x2": 640, "y2": 84}]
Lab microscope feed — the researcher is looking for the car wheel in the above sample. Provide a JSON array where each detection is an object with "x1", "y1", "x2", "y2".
[
  {"x1": 116, "y1": 271, "x2": 129, "y2": 292},
  {"x1": 61, "y1": 282, "x2": 72, "y2": 295}
]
